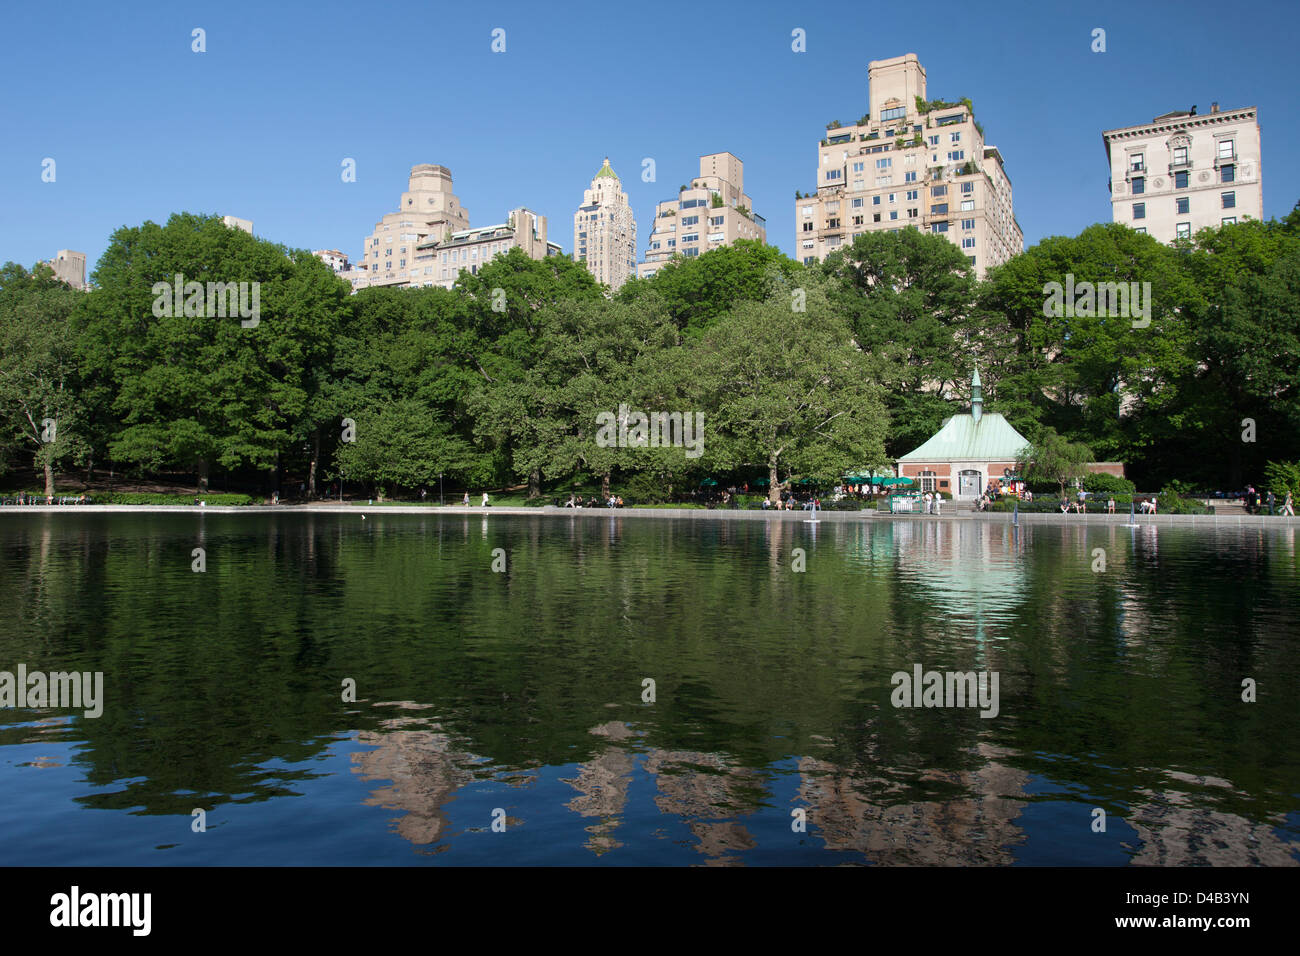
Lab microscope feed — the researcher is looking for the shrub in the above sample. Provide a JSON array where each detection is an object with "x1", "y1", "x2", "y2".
[
  {"x1": 1083, "y1": 472, "x2": 1135, "y2": 495},
  {"x1": 87, "y1": 492, "x2": 256, "y2": 506}
]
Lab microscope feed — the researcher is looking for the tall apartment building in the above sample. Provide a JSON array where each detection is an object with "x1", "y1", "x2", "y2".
[
  {"x1": 350, "y1": 164, "x2": 471, "y2": 290},
  {"x1": 638, "y1": 152, "x2": 765, "y2": 279},
  {"x1": 795, "y1": 54, "x2": 1022, "y2": 277},
  {"x1": 46, "y1": 250, "x2": 86, "y2": 290},
  {"x1": 574, "y1": 158, "x2": 637, "y2": 291},
  {"x1": 1103, "y1": 104, "x2": 1261, "y2": 243},
  {"x1": 221, "y1": 216, "x2": 253, "y2": 234}
]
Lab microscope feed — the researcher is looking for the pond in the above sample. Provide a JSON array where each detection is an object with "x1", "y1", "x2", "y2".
[{"x1": 1, "y1": 512, "x2": 1296, "y2": 865}]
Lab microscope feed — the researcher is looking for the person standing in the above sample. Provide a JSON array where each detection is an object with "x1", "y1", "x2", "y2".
[
  {"x1": 933, "y1": 493, "x2": 942, "y2": 516},
  {"x1": 1268, "y1": 490, "x2": 1276, "y2": 515},
  {"x1": 481, "y1": 492, "x2": 490, "y2": 507},
  {"x1": 1281, "y1": 491, "x2": 1295, "y2": 516},
  {"x1": 463, "y1": 492, "x2": 470, "y2": 507}
]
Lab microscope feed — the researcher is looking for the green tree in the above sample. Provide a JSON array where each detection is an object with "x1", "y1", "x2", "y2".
[
  {"x1": 1016, "y1": 427, "x2": 1093, "y2": 497},
  {"x1": 0, "y1": 263, "x2": 90, "y2": 494}
]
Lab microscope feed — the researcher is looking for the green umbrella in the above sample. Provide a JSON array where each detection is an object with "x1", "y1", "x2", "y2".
[
  {"x1": 700, "y1": 478, "x2": 718, "y2": 487},
  {"x1": 879, "y1": 477, "x2": 913, "y2": 486}
]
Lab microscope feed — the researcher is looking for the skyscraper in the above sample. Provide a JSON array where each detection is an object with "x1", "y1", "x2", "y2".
[{"x1": 574, "y1": 158, "x2": 637, "y2": 291}]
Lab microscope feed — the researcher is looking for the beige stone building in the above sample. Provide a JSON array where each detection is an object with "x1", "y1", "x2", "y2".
[
  {"x1": 46, "y1": 250, "x2": 86, "y2": 290},
  {"x1": 312, "y1": 249, "x2": 350, "y2": 274},
  {"x1": 343, "y1": 164, "x2": 471, "y2": 291},
  {"x1": 414, "y1": 208, "x2": 561, "y2": 289},
  {"x1": 795, "y1": 54, "x2": 1022, "y2": 278},
  {"x1": 638, "y1": 152, "x2": 766, "y2": 279},
  {"x1": 1103, "y1": 104, "x2": 1261, "y2": 243},
  {"x1": 221, "y1": 216, "x2": 253, "y2": 234},
  {"x1": 574, "y1": 158, "x2": 637, "y2": 291}
]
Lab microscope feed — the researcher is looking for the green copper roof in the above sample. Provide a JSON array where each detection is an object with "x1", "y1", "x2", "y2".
[
  {"x1": 595, "y1": 158, "x2": 619, "y2": 180},
  {"x1": 897, "y1": 411, "x2": 1030, "y2": 462}
]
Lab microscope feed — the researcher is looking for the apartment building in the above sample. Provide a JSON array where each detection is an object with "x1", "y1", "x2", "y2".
[
  {"x1": 46, "y1": 249, "x2": 86, "y2": 290},
  {"x1": 221, "y1": 216, "x2": 253, "y2": 234},
  {"x1": 638, "y1": 152, "x2": 766, "y2": 279},
  {"x1": 345, "y1": 164, "x2": 471, "y2": 290},
  {"x1": 313, "y1": 249, "x2": 350, "y2": 274},
  {"x1": 794, "y1": 54, "x2": 1022, "y2": 278},
  {"x1": 1103, "y1": 104, "x2": 1261, "y2": 243},
  {"x1": 574, "y1": 158, "x2": 637, "y2": 291},
  {"x1": 413, "y1": 208, "x2": 561, "y2": 289}
]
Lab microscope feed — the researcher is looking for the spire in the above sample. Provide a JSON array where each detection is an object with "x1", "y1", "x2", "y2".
[
  {"x1": 971, "y1": 367, "x2": 983, "y2": 425},
  {"x1": 595, "y1": 157, "x2": 619, "y2": 180}
]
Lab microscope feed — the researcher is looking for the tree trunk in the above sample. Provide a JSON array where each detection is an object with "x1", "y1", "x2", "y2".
[
  {"x1": 44, "y1": 461, "x2": 55, "y2": 498},
  {"x1": 528, "y1": 469, "x2": 541, "y2": 499},
  {"x1": 600, "y1": 472, "x2": 610, "y2": 499},
  {"x1": 197, "y1": 458, "x2": 209, "y2": 494},
  {"x1": 84, "y1": 454, "x2": 95, "y2": 487},
  {"x1": 769, "y1": 460, "x2": 780, "y2": 505},
  {"x1": 308, "y1": 427, "x2": 320, "y2": 498}
]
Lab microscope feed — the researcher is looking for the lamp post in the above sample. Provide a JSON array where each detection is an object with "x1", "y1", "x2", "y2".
[{"x1": 439, "y1": 473, "x2": 444, "y2": 507}]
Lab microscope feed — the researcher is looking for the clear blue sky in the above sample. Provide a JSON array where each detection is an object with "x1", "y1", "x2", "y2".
[{"x1": 3, "y1": 0, "x2": 1297, "y2": 278}]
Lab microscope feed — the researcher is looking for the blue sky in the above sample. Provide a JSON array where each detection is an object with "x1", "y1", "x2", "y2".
[{"x1": 3, "y1": 0, "x2": 1297, "y2": 279}]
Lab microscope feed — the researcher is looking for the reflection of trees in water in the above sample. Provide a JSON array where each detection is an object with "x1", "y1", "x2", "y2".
[
  {"x1": 560, "y1": 721, "x2": 635, "y2": 854},
  {"x1": 796, "y1": 743, "x2": 1030, "y2": 865},
  {"x1": 642, "y1": 749, "x2": 763, "y2": 865}
]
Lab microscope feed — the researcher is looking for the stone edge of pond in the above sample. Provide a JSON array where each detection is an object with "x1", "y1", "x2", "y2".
[{"x1": 2, "y1": 504, "x2": 1298, "y2": 528}]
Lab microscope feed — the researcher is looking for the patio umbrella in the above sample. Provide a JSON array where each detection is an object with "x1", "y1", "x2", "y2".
[
  {"x1": 699, "y1": 478, "x2": 718, "y2": 487},
  {"x1": 879, "y1": 477, "x2": 913, "y2": 486}
]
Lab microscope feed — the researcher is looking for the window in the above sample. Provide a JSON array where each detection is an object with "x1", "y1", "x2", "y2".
[
  {"x1": 947, "y1": 150, "x2": 965, "y2": 162},
  {"x1": 852, "y1": 215, "x2": 863, "y2": 226},
  {"x1": 1131, "y1": 176, "x2": 1145, "y2": 195},
  {"x1": 710, "y1": 216, "x2": 723, "y2": 226},
  {"x1": 1174, "y1": 171, "x2": 1188, "y2": 189},
  {"x1": 1130, "y1": 154, "x2": 1145, "y2": 172},
  {"x1": 825, "y1": 169, "x2": 842, "y2": 181},
  {"x1": 825, "y1": 220, "x2": 839, "y2": 230},
  {"x1": 851, "y1": 198, "x2": 863, "y2": 208},
  {"x1": 852, "y1": 162, "x2": 864, "y2": 172},
  {"x1": 928, "y1": 135, "x2": 939, "y2": 146},
  {"x1": 961, "y1": 218, "x2": 975, "y2": 230},
  {"x1": 962, "y1": 237, "x2": 975, "y2": 249},
  {"x1": 872, "y1": 195, "x2": 881, "y2": 205},
  {"x1": 1221, "y1": 164, "x2": 1235, "y2": 183},
  {"x1": 1132, "y1": 202, "x2": 1146, "y2": 220},
  {"x1": 950, "y1": 132, "x2": 961, "y2": 143},
  {"x1": 1173, "y1": 145, "x2": 1189, "y2": 165},
  {"x1": 876, "y1": 158, "x2": 892, "y2": 169},
  {"x1": 960, "y1": 200, "x2": 974, "y2": 211},
  {"x1": 932, "y1": 222, "x2": 949, "y2": 233},
  {"x1": 905, "y1": 171, "x2": 917, "y2": 183},
  {"x1": 801, "y1": 206, "x2": 814, "y2": 217},
  {"x1": 931, "y1": 185, "x2": 947, "y2": 197},
  {"x1": 803, "y1": 256, "x2": 817, "y2": 265},
  {"x1": 1176, "y1": 197, "x2": 1189, "y2": 214},
  {"x1": 881, "y1": 105, "x2": 906, "y2": 121},
  {"x1": 931, "y1": 203, "x2": 949, "y2": 214},
  {"x1": 682, "y1": 215, "x2": 699, "y2": 225},
  {"x1": 1222, "y1": 217, "x2": 1237, "y2": 226},
  {"x1": 802, "y1": 222, "x2": 814, "y2": 232},
  {"x1": 872, "y1": 213, "x2": 881, "y2": 222},
  {"x1": 961, "y1": 182, "x2": 974, "y2": 194},
  {"x1": 1222, "y1": 191, "x2": 1236, "y2": 208},
  {"x1": 1218, "y1": 140, "x2": 1235, "y2": 160},
  {"x1": 888, "y1": 193, "x2": 896, "y2": 204},
  {"x1": 1176, "y1": 222, "x2": 1191, "y2": 239},
  {"x1": 967, "y1": 255, "x2": 976, "y2": 266},
  {"x1": 801, "y1": 239, "x2": 814, "y2": 249},
  {"x1": 1134, "y1": 227, "x2": 1146, "y2": 235},
  {"x1": 889, "y1": 210, "x2": 898, "y2": 220},
  {"x1": 907, "y1": 208, "x2": 918, "y2": 218}
]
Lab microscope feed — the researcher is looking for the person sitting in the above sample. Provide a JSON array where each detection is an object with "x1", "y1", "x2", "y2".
[
  {"x1": 1060, "y1": 498, "x2": 1070, "y2": 514},
  {"x1": 1107, "y1": 497, "x2": 1116, "y2": 514}
]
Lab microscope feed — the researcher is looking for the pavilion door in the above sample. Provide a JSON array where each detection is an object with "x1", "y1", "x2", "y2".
[{"x1": 959, "y1": 471, "x2": 980, "y2": 497}]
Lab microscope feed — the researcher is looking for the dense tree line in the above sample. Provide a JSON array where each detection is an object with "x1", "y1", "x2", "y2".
[{"x1": 2, "y1": 206, "x2": 1298, "y2": 501}]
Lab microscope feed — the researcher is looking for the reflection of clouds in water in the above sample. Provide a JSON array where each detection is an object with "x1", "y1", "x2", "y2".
[
  {"x1": 561, "y1": 722, "x2": 636, "y2": 854},
  {"x1": 797, "y1": 742, "x2": 1030, "y2": 865},
  {"x1": 643, "y1": 749, "x2": 761, "y2": 865}
]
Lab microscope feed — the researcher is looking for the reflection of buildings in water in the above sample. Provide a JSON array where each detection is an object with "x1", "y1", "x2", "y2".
[
  {"x1": 796, "y1": 743, "x2": 1030, "y2": 864},
  {"x1": 350, "y1": 710, "x2": 476, "y2": 847},
  {"x1": 560, "y1": 721, "x2": 636, "y2": 854},
  {"x1": 1125, "y1": 773, "x2": 1298, "y2": 866},
  {"x1": 642, "y1": 749, "x2": 761, "y2": 865}
]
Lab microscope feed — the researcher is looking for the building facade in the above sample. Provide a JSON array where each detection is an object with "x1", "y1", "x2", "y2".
[
  {"x1": 1103, "y1": 104, "x2": 1261, "y2": 243},
  {"x1": 345, "y1": 164, "x2": 471, "y2": 290},
  {"x1": 574, "y1": 158, "x2": 637, "y2": 291},
  {"x1": 313, "y1": 249, "x2": 350, "y2": 274},
  {"x1": 413, "y1": 208, "x2": 560, "y2": 289},
  {"x1": 221, "y1": 216, "x2": 253, "y2": 234},
  {"x1": 46, "y1": 250, "x2": 86, "y2": 290},
  {"x1": 638, "y1": 152, "x2": 765, "y2": 279},
  {"x1": 795, "y1": 54, "x2": 1022, "y2": 278}
]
